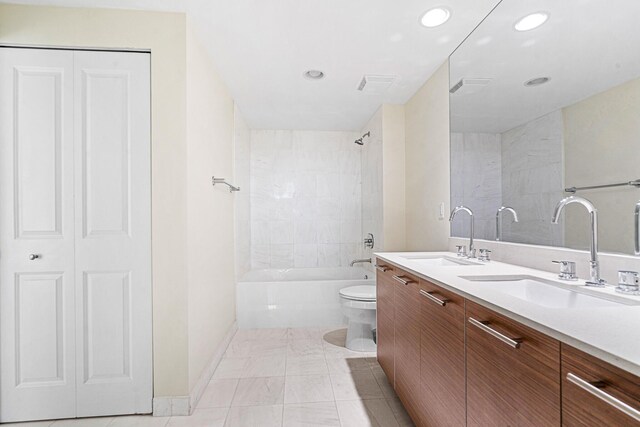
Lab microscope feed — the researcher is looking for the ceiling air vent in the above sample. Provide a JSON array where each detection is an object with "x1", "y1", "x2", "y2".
[
  {"x1": 449, "y1": 78, "x2": 492, "y2": 94},
  {"x1": 357, "y1": 75, "x2": 397, "y2": 94}
]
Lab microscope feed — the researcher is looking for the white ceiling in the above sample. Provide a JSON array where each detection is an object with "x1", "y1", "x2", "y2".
[
  {"x1": 2, "y1": 0, "x2": 500, "y2": 130},
  {"x1": 450, "y1": 0, "x2": 640, "y2": 134}
]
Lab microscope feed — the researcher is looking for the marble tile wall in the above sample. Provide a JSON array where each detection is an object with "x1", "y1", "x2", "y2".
[
  {"x1": 501, "y1": 110, "x2": 564, "y2": 247},
  {"x1": 360, "y1": 109, "x2": 383, "y2": 272},
  {"x1": 249, "y1": 130, "x2": 363, "y2": 269},
  {"x1": 450, "y1": 132, "x2": 502, "y2": 240}
]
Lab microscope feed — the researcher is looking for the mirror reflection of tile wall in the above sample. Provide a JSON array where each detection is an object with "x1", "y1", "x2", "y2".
[{"x1": 451, "y1": 111, "x2": 564, "y2": 246}]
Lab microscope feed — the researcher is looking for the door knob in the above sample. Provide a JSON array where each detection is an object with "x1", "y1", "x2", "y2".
[{"x1": 29, "y1": 254, "x2": 40, "y2": 260}]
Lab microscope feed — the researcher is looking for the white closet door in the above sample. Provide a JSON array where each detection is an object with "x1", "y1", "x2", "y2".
[
  {"x1": 1, "y1": 48, "x2": 152, "y2": 422},
  {"x1": 0, "y1": 48, "x2": 77, "y2": 422},
  {"x1": 73, "y1": 50, "x2": 152, "y2": 416}
]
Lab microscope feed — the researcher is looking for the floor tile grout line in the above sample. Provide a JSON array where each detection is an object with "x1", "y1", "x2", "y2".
[
  {"x1": 322, "y1": 336, "x2": 344, "y2": 427},
  {"x1": 281, "y1": 335, "x2": 288, "y2": 427}
]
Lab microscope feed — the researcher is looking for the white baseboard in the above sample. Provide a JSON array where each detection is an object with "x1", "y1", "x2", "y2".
[{"x1": 152, "y1": 321, "x2": 238, "y2": 417}]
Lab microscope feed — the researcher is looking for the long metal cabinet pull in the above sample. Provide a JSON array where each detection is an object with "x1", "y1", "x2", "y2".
[
  {"x1": 468, "y1": 317, "x2": 522, "y2": 349},
  {"x1": 419, "y1": 289, "x2": 449, "y2": 306},
  {"x1": 567, "y1": 373, "x2": 640, "y2": 422},
  {"x1": 375, "y1": 265, "x2": 390, "y2": 272},
  {"x1": 392, "y1": 275, "x2": 416, "y2": 285}
]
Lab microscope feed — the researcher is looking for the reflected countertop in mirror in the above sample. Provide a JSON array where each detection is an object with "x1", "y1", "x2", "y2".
[{"x1": 449, "y1": 0, "x2": 640, "y2": 255}]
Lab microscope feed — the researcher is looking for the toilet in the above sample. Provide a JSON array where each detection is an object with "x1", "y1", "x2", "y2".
[{"x1": 339, "y1": 285, "x2": 377, "y2": 352}]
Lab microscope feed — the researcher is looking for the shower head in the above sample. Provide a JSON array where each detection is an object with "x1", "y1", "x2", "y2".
[{"x1": 354, "y1": 131, "x2": 370, "y2": 145}]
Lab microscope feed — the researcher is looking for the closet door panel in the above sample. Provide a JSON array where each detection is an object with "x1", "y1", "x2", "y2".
[
  {"x1": 73, "y1": 50, "x2": 152, "y2": 416},
  {"x1": 0, "y1": 47, "x2": 76, "y2": 423}
]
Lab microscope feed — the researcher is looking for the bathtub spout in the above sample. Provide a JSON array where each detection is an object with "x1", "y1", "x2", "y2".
[{"x1": 350, "y1": 258, "x2": 372, "y2": 267}]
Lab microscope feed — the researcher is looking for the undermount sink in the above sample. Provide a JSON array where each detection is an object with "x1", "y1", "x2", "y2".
[
  {"x1": 400, "y1": 255, "x2": 481, "y2": 267},
  {"x1": 460, "y1": 275, "x2": 640, "y2": 309}
]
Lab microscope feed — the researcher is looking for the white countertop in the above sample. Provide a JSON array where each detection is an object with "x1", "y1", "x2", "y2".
[{"x1": 375, "y1": 251, "x2": 640, "y2": 376}]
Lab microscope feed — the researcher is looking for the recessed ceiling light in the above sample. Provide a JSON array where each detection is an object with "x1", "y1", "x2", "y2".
[
  {"x1": 420, "y1": 7, "x2": 451, "y2": 28},
  {"x1": 524, "y1": 77, "x2": 551, "y2": 87},
  {"x1": 514, "y1": 12, "x2": 549, "y2": 31},
  {"x1": 304, "y1": 70, "x2": 325, "y2": 80}
]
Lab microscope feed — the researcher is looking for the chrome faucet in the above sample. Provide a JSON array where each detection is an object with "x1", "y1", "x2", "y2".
[
  {"x1": 350, "y1": 258, "x2": 372, "y2": 267},
  {"x1": 551, "y1": 196, "x2": 606, "y2": 287},
  {"x1": 449, "y1": 206, "x2": 475, "y2": 258},
  {"x1": 496, "y1": 206, "x2": 519, "y2": 241}
]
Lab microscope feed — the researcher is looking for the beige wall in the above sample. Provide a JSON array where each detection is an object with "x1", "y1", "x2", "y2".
[
  {"x1": 233, "y1": 107, "x2": 252, "y2": 278},
  {"x1": 185, "y1": 23, "x2": 236, "y2": 392},
  {"x1": 0, "y1": 4, "x2": 237, "y2": 400},
  {"x1": 404, "y1": 61, "x2": 451, "y2": 251},
  {"x1": 563, "y1": 77, "x2": 640, "y2": 254},
  {"x1": 382, "y1": 104, "x2": 407, "y2": 251}
]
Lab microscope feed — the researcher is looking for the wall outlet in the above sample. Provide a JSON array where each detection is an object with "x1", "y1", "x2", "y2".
[{"x1": 439, "y1": 202, "x2": 445, "y2": 220}]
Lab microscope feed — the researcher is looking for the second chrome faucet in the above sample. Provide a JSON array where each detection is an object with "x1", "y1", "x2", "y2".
[{"x1": 450, "y1": 206, "x2": 475, "y2": 258}]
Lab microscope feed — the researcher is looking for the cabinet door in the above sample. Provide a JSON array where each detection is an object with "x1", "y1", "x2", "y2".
[
  {"x1": 419, "y1": 280, "x2": 465, "y2": 427},
  {"x1": 466, "y1": 301, "x2": 561, "y2": 426},
  {"x1": 562, "y1": 344, "x2": 640, "y2": 426},
  {"x1": 392, "y1": 268, "x2": 422, "y2": 425},
  {"x1": 376, "y1": 269, "x2": 395, "y2": 383}
]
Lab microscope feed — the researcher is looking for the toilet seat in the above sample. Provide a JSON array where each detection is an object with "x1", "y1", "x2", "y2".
[{"x1": 339, "y1": 285, "x2": 376, "y2": 302}]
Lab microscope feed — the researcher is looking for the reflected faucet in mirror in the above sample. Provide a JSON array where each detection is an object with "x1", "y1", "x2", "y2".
[
  {"x1": 552, "y1": 196, "x2": 606, "y2": 287},
  {"x1": 450, "y1": 206, "x2": 475, "y2": 258},
  {"x1": 496, "y1": 206, "x2": 519, "y2": 241}
]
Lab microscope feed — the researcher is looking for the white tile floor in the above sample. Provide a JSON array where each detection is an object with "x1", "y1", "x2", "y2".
[{"x1": 2, "y1": 328, "x2": 414, "y2": 427}]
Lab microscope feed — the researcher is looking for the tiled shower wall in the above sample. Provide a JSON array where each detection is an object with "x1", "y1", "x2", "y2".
[{"x1": 249, "y1": 130, "x2": 363, "y2": 269}]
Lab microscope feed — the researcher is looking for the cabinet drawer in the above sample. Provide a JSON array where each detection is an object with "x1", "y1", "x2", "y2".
[
  {"x1": 466, "y1": 300, "x2": 561, "y2": 426},
  {"x1": 562, "y1": 344, "x2": 640, "y2": 426},
  {"x1": 419, "y1": 280, "x2": 465, "y2": 427}
]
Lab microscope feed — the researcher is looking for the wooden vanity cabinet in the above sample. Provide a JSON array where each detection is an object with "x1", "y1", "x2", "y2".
[
  {"x1": 465, "y1": 300, "x2": 561, "y2": 426},
  {"x1": 375, "y1": 259, "x2": 639, "y2": 427},
  {"x1": 418, "y1": 279, "x2": 466, "y2": 427},
  {"x1": 562, "y1": 344, "x2": 640, "y2": 426},
  {"x1": 392, "y1": 268, "x2": 423, "y2": 423},
  {"x1": 375, "y1": 262, "x2": 396, "y2": 384}
]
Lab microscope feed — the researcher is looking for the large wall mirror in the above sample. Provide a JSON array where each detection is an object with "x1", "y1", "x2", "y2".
[{"x1": 449, "y1": 0, "x2": 640, "y2": 255}]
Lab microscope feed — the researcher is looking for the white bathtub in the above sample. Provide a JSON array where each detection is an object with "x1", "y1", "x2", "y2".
[{"x1": 237, "y1": 267, "x2": 375, "y2": 328}]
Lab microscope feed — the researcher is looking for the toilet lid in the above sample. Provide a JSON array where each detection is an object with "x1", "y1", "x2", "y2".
[{"x1": 340, "y1": 285, "x2": 376, "y2": 301}]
